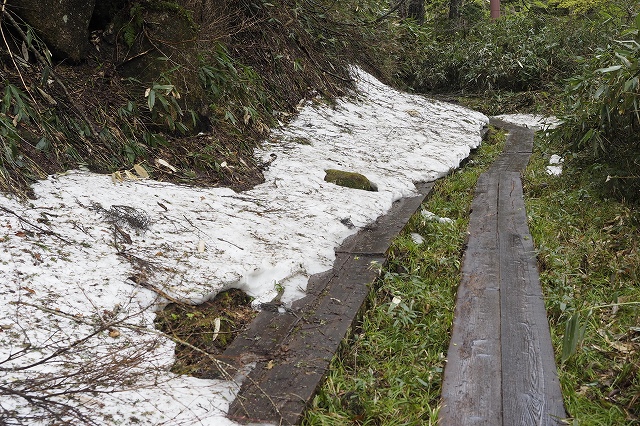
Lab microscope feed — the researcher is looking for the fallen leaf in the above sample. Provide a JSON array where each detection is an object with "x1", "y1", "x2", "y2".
[
  {"x1": 265, "y1": 360, "x2": 275, "y2": 370},
  {"x1": 108, "y1": 329, "x2": 121, "y2": 338},
  {"x1": 111, "y1": 171, "x2": 124, "y2": 183},
  {"x1": 15, "y1": 231, "x2": 26, "y2": 238},
  {"x1": 197, "y1": 240, "x2": 205, "y2": 253},
  {"x1": 155, "y1": 158, "x2": 177, "y2": 173},
  {"x1": 124, "y1": 170, "x2": 138, "y2": 180},
  {"x1": 211, "y1": 317, "x2": 221, "y2": 342},
  {"x1": 610, "y1": 341, "x2": 633, "y2": 354},
  {"x1": 133, "y1": 164, "x2": 149, "y2": 179}
]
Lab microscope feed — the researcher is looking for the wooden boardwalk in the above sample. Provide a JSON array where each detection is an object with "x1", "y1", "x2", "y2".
[
  {"x1": 439, "y1": 118, "x2": 566, "y2": 425},
  {"x1": 208, "y1": 182, "x2": 435, "y2": 425}
]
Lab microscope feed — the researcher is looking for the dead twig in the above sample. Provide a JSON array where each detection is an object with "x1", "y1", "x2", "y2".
[{"x1": 0, "y1": 205, "x2": 72, "y2": 244}]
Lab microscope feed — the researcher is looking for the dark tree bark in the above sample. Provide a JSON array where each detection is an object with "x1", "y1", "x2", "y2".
[
  {"x1": 449, "y1": 0, "x2": 462, "y2": 20},
  {"x1": 490, "y1": 0, "x2": 501, "y2": 19},
  {"x1": 397, "y1": 0, "x2": 425, "y2": 24},
  {"x1": 407, "y1": 0, "x2": 425, "y2": 24}
]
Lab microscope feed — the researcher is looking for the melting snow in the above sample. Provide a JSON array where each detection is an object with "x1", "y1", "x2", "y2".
[
  {"x1": 494, "y1": 113, "x2": 561, "y2": 130},
  {"x1": 0, "y1": 68, "x2": 488, "y2": 425}
]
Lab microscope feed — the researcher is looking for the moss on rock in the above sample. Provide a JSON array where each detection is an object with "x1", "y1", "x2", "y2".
[{"x1": 324, "y1": 169, "x2": 378, "y2": 192}]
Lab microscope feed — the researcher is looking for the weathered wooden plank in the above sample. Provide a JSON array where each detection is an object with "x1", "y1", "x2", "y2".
[
  {"x1": 493, "y1": 153, "x2": 532, "y2": 172},
  {"x1": 441, "y1": 122, "x2": 566, "y2": 425},
  {"x1": 337, "y1": 181, "x2": 434, "y2": 255},
  {"x1": 202, "y1": 253, "x2": 353, "y2": 379},
  {"x1": 224, "y1": 181, "x2": 435, "y2": 424},
  {"x1": 439, "y1": 170, "x2": 503, "y2": 425},
  {"x1": 227, "y1": 254, "x2": 385, "y2": 424},
  {"x1": 498, "y1": 173, "x2": 566, "y2": 426}
]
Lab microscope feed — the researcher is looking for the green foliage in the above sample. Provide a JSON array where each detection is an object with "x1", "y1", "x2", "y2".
[
  {"x1": 397, "y1": 11, "x2": 618, "y2": 94},
  {"x1": 552, "y1": 13, "x2": 640, "y2": 200},
  {"x1": 123, "y1": 2, "x2": 145, "y2": 47},
  {"x1": 524, "y1": 134, "x2": 640, "y2": 424},
  {"x1": 198, "y1": 44, "x2": 271, "y2": 131},
  {"x1": 561, "y1": 311, "x2": 589, "y2": 362}
]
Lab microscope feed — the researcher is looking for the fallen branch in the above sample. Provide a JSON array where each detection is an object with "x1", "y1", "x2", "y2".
[{"x1": 0, "y1": 205, "x2": 72, "y2": 244}]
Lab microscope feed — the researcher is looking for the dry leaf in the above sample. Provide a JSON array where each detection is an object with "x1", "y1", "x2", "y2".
[
  {"x1": 108, "y1": 329, "x2": 121, "y2": 338},
  {"x1": 21, "y1": 41, "x2": 29, "y2": 61},
  {"x1": 197, "y1": 240, "x2": 205, "y2": 253},
  {"x1": 111, "y1": 171, "x2": 124, "y2": 183},
  {"x1": 155, "y1": 158, "x2": 176, "y2": 172},
  {"x1": 265, "y1": 360, "x2": 275, "y2": 370},
  {"x1": 211, "y1": 317, "x2": 221, "y2": 342},
  {"x1": 133, "y1": 164, "x2": 149, "y2": 179},
  {"x1": 124, "y1": 170, "x2": 138, "y2": 180},
  {"x1": 37, "y1": 88, "x2": 57, "y2": 105},
  {"x1": 610, "y1": 341, "x2": 633, "y2": 354}
]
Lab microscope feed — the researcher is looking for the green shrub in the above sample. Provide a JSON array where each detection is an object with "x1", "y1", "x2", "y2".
[
  {"x1": 552, "y1": 13, "x2": 640, "y2": 200},
  {"x1": 397, "y1": 11, "x2": 620, "y2": 94}
]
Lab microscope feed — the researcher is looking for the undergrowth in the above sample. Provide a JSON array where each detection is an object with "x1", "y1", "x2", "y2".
[
  {"x1": 525, "y1": 133, "x2": 640, "y2": 425},
  {"x1": 303, "y1": 127, "x2": 506, "y2": 425}
]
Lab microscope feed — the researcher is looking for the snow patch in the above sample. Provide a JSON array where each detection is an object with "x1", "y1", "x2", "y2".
[{"x1": 0, "y1": 67, "x2": 488, "y2": 425}]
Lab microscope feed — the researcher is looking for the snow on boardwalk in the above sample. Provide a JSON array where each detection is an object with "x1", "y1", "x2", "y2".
[{"x1": 0, "y1": 69, "x2": 487, "y2": 425}]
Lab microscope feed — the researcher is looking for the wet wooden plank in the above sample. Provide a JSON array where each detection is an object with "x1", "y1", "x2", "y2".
[
  {"x1": 227, "y1": 254, "x2": 385, "y2": 424},
  {"x1": 440, "y1": 171, "x2": 502, "y2": 425},
  {"x1": 498, "y1": 173, "x2": 566, "y2": 426},
  {"x1": 224, "y1": 181, "x2": 435, "y2": 424}
]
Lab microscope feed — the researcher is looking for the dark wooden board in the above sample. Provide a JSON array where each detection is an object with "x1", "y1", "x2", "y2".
[
  {"x1": 440, "y1": 121, "x2": 566, "y2": 425},
  {"x1": 221, "y1": 181, "x2": 435, "y2": 424},
  {"x1": 440, "y1": 171, "x2": 503, "y2": 425},
  {"x1": 227, "y1": 253, "x2": 385, "y2": 424},
  {"x1": 337, "y1": 181, "x2": 435, "y2": 255},
  {"x1": 498, "y1": 173, "x2": 566, "y2": 426}
]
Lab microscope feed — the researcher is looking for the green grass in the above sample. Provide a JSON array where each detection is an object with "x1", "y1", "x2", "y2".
[
  {"x1": 524, "y1": 136, "x2": 640, "y2": 425},
  {"x1": 303, "y1": 128, "x2": 506, "y2": 425},
  {"x1": 304, "y1": 126, "x2": 640, "y2": 425}
]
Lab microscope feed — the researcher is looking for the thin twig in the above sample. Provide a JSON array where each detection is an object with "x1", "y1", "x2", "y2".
[{"x1": 0, "y1": 205, "x2": 72, "y2": 244}]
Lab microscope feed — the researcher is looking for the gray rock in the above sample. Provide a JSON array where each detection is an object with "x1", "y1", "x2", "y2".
[{"x1": 12, "y1": 0, "x2": 96, "y2": 61}]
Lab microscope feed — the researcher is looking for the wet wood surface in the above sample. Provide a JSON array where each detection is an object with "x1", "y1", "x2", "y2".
[
  {"x1": 222, "y1": 181, "x2": 435, "y2": 424},
  {"x1": 439, "y1": 120, "x2": 566, "y2": 425}
]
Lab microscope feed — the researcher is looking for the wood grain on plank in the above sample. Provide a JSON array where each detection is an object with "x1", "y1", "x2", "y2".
[
  {"x1": 440, "y1": 171, "x2": 502, "y2": 425},
  {"x1": 499, "y1": 173, "x2": 565, "y2": 426},
  {"x1": 440, "y1": 122, "x2": 566, "y2": 425}
]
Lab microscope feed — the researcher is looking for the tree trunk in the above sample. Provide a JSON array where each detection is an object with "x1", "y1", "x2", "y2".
[
  {"x1": 407, "y1": 0, "x2": 424, "y2": 24},
  {"x1": 397, "y1": 0, "x2": 424, "y2": 24},
  {"x1": 490, "y1": 0, "x2": 501, "y2": 19},
  {"x1": 449, "y1": 0, "x2": 461, "y2": 20}
]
